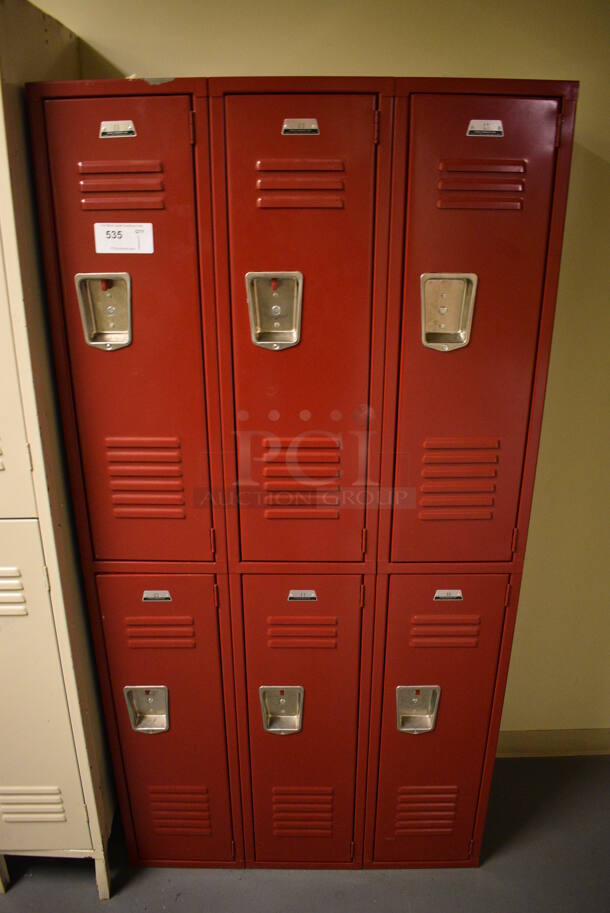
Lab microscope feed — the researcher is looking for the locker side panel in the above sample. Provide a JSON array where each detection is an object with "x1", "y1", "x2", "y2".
[
  {"x1": 373, "y1": 574, "x2": 506, "y2": 863},
  {"x1": 97, "y1": 574, "x2": 234, "y2": 863},
  {"x1": 0, "y1": 245, "x2": 36, "y2": 518},
  {"x1": 224, "y1": 94, "x2": 377, "y2": 561},
  {"x1": 43, "y1": 95, "x2": 213, "y2": 561},
  {"x1": 243, "y1": 574, "x2": 362, "y2": 862},
  {"x1": 0, "y1": 520, "x2": 91, "y2": 850},
  {"x1": 392, "y1": 95, "x2": 558, "y2": 562}
]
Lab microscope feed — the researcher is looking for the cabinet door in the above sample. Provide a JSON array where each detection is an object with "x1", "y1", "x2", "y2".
[
  {"x1": 44, "y1": 95, "x2": 213, "y2": 561},
  {"x1": 0, "y1": 249, "x2": 36, "y2": 518},
  {"x1": 392, "y1": 95, "x2": 558, "y2": 561},
  {"x1": 0, "y1": 520, "x2": 91, "y2": 850},
  {"x1": 374, "y1": 575, "x2": 506, "y2": 863},
  {"x1": 243, "y1": 574, "x2": 362, "y2": 862},
  {"x1": 225, "y1": 94, "x2": 377, "y2": 561},
  {"x1": 98, "y1": 574, "x2": 234, "y2": 863}
]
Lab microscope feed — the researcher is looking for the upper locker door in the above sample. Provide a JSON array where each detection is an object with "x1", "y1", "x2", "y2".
[
  {"x1": 224, "y1": 94, "x2": 377, "y2": 561},
  {"x1": 392, "y1": 95, "x2": 558, "y2": 562},
  {"x1": 44, "y1": 96, "x2": 213, "y2": 561}
]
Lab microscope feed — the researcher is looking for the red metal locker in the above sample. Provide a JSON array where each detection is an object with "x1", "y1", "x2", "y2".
[
  {"x1": 373, "y1": 575, "x2": 506, "y2": 863},
  {"x1": 44, "y1": 95, "x2": 213, "y2": 561},
  {"x1": 223, "y1": 94, "x2": 378, "y2": 561},
  {"x1": 391, "y1": 95, "x2": 559, "y2": 562},
  {"x1": 98, "y1": 574, "x2": 234, "y2": 863},
  {"x1": 242, "y1": 574, "x2": 363, "y2": 862}
]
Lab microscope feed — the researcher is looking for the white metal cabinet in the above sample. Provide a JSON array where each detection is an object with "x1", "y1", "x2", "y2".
[{"x1": 0, "y1": 0, "x2": 114, "y2": 899}]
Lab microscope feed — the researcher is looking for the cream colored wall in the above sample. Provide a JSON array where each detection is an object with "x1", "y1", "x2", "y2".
[{"x1": 31, "y1": 0, "x2": 610, "y2": 736}]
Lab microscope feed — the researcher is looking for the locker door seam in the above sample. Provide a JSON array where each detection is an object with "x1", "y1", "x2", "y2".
[
  {"x1": 212, "y1": 573, "x2": 239, "y2": 858},
  {"x1": 185, "y1": 92, "x2": 216, "y2": 559},
  {"x1": 466, "y1": 573, "x2": 512, "y2": 858}
]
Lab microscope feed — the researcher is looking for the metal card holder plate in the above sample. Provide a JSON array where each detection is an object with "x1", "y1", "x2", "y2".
[{"x1": 282, "y1": 118, "x2": 319, "y2": 135}]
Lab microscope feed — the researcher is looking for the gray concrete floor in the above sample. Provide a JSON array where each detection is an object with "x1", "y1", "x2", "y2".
[{"x1": 1, "y1": 757, "x2": 609, "y2": 913}]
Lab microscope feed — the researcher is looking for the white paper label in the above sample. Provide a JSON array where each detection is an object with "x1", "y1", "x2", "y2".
[
  {"x1": 288, "y1": 589, "x2": 318, "y2": 602},
  {"x1": 99, "y1": 119, "x2": 136, "y2": 138},
  {"x1": 433, "y1": 589, "x2": 463, "y2": 601},
  {"x1": 467, "y1": 119, "x2": 504, "y2": 137},
  {"x1": 94, "y1": 223, "x2": 154, "y2": 254},
  {"x1": 142, "y1": 590, "x2": 172, "y2": 602}
]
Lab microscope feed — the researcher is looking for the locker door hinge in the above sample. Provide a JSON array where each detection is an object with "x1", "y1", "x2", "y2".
[
  {"x1": 231, "y1": 840, "x2": 235, "y2": 860},
  {"x1": 361, "y1": 528, "x2": 368, "y2": 556},
  {"x1": 43, "y1": 565, "x2": 50, "y2": 592},
  {"x1": 360, "y1": 583, "x2": 365, "y2": 608},
  {"x1": 26, "y1": 442, "x2": 33, "y2": 471},
  {"x1": 373, "y1": 109, "x2": 380, "y2": 144},
  {"x1": 213, "y1": 582, "x2": 220, "y2": 609},
  {"x1": 210, "y1": 527, "x2": 216, "y2": 557},
  {"x1": 189, "y1": 109, "x2": 196, "y2": 144},
  {"x1": 350, "y1": 840, "x2": 355, "y2": 861},
  {"x1": 468, "y1": 837, "x2": 474, "y2": 858},
  {"x1": 511, "y1": 527, "x2": 519, "y2": 555},
  {"x1": 504, "y1": 582, "x2": 512, "y2": 608}
]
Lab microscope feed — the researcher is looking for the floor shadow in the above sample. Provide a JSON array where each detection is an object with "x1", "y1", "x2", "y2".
[{"x1": 481, "y1": 756, "x2": 609, "y2": 862}]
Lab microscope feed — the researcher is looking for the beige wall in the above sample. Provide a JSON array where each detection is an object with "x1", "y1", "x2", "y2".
[{"x1": 31, "y1": 0, "x2": 610, "y2": 736}]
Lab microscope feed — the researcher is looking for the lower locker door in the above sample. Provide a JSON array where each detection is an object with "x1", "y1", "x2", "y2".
[
  {"x1": 98, "y1": 574, "x2": 233, "y2": 863},
  {"x1": 243, "y1": 575, "x2": 362, "y2": 863},
  {"x1": 0, "y1": 521, "x2": 91, "y2": 851},
  {"x1": 374, "y1": 575, "x2": 506, "y2": 863}
]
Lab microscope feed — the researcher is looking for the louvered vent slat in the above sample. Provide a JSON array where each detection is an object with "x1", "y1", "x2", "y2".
[
  {"x1": 78, "y1": 159, "x2": 165, "y2": 210},
  {"x1": 419, "y1": 437, "x2": 500, "y2": 521},
  {"x1": 409, "y1": 613, "x2": 481, "y2": 648},
  {"x1": 272, "y1": 786, "x2": 334, "y2": 837},
  {"x1": 126, "y1": 615, "x2": 195, "y2": 649},
  {"x1": 0, "y1": 786, "x2": 66, "y2": 823},
  {"x1": 395, "y1": 785, "x2": 458, "y2": 836},
  {"x1": 0, "y1": 566, "x2": 27, "y2": 616},
  {"x1": 267, "y1": 615, "x2": 338, "y2": 649},
  {"x1": 149, "y1": 786, "x2": 211, "y2": 836},
  {"x1": 105, "y1": 435, "x2": 186, "y2": 519},
  {"x1": 255, "y1": 159, "x2": 346, "y2": 209},
  {"x1": 261, "y1": 437, "x2": 342, "y2": 520},
  {"x1": 437, "y1": 158, "x2": 526, "y2": 210}
]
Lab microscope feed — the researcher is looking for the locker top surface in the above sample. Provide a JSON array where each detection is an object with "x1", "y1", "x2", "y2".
[{"x1": 27, "y1": 76, "x2": 578, "y2": 102}]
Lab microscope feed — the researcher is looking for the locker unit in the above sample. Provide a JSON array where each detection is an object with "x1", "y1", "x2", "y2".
[
  {"x1": 43, "y1": 95, "x2": 215, "y2": 562},
  {"x1": 373, "y1": 575, "x2": 506, "y2": 863},
  {"x1": 241, "y1": 575, "x2": 364, "y2": 863},
  {"x1": 222, "y1": 93, "x2": 379, "y2": 562},
  {"x1": 27, "y1": 75, "x2": 577, "y2": 871},
  {"x1": 390, "y1": 94, "x2": 559, "y2": 563},
  {"x1": 97, "y1": 575, "x2": 234, "y2": 863}
]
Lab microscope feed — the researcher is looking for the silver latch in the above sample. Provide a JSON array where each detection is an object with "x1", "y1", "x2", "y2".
[
  {"x1": 124, "y1": 685, "x2": 169, "y2": 734},
  {"x1": 420, "y1": 273, "x2": 478, "y2": 351},
  {"x1": 75, "y1": 272, "x2": 132, "y2": 351},
  {"x1": 259, "y1": 686, "x2": 304, "y2": 734},
  {"x1": 396, "y1": 685, "x2": 441, "y2": 734},
  {"x1": 246, "y1": 272, "x2": 303, "y2": 351}
]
